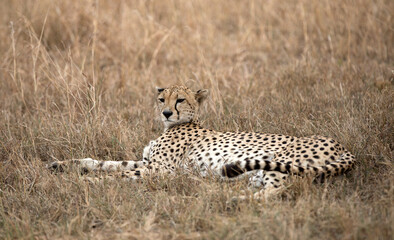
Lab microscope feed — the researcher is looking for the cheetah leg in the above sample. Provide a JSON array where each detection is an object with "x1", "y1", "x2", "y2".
[
  {"x1": 234, "y1": 171, "x2": 288, "y2": 201},
  {"x1": 248, "y1": 170, "x2": 265, "y2": 188},
  {"x1": 47, "y1": 140, "x2": 156, "y2": 173},
  {"x1": 82, "y1": 169, "x2": 144, "y2": 183},
  {"x1": 81, "y1": 166, "x2": 168, "y2": 183},
  {"x1": 254, "y1": 171, "x2": 288, "y2": 200},
  {"x1": 47, "y1": 158, "x2": 143, "y2": 173}
]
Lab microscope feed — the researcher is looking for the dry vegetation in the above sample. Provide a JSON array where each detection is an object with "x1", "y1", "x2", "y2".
[{"x1": 0, "y1": 0, "x2": 393, "y2": 239}]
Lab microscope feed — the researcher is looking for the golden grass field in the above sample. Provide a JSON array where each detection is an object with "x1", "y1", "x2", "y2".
[{"x1": 0, "y1": 0, "x2": 393, "y2": 239}]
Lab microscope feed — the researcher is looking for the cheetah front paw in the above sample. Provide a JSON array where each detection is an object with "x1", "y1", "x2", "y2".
[{"x1": 46, "y1": 161, "x2": 65, "y2": 172}]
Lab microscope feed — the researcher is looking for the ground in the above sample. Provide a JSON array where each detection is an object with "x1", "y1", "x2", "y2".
[{"x1": 0, "y1": 0, "x2": 393, "y2": 239}]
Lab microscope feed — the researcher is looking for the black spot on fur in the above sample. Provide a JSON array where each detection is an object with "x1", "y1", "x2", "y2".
[{"x1": 81, "y1": 167, "x2": 89, "y2": 175}]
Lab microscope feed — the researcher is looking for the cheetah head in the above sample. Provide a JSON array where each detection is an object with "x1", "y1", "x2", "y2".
[{"x1": 156, "y1": 85, "x2": 208, "y2": 129}]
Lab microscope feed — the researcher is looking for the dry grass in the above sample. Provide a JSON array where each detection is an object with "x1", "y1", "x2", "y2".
[{"x1": 0, "y1": 0, "x2": 393, "y2": 239}]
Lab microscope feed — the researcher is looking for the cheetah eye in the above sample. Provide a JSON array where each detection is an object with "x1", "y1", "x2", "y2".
[
  {"x1": 176, "y1": 99, "x2": 185, "y2": 103},
  {"x1": 158, "y1": 98, "x2": 165, "y2": 103}
]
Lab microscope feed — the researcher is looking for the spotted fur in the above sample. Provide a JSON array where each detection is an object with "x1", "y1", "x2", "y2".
[{"x1": 48, "y1": 85, "x2": 356, "y2": 199}]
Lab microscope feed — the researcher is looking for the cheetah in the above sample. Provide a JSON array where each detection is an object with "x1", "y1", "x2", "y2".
[{"x1": 48, "y1": 85, "x2": 356, "y2": 199}]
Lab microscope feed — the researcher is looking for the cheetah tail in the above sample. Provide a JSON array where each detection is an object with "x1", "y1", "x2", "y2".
[{"x1": 222, "y1": 150, "x2": 355, "y2": 178}]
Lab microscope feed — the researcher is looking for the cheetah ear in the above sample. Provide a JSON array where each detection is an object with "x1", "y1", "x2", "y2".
[
  {"x1": 195, "y1": 89, "x2": 209, "y2": 104},
  {"x1": 156, "y1": 87, "x2": 165, "y2": 94}
]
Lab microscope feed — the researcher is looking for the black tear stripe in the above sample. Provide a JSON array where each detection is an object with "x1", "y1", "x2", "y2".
[
  {"x1": 221, "y1": 163, "x2": 245, "y2": 178},
  {"x1": 175, "y1": 102, "x2": 180, "y2": 120}
]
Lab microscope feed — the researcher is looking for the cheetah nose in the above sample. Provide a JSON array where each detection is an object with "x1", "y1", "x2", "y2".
[{"x1": 162, "y1": 110, "x2": 173, "y2": 119}]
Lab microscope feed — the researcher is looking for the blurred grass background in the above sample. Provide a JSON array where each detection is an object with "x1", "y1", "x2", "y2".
[{"x1": 0, "y1": 0, "x2": 392, "y2": 239}]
